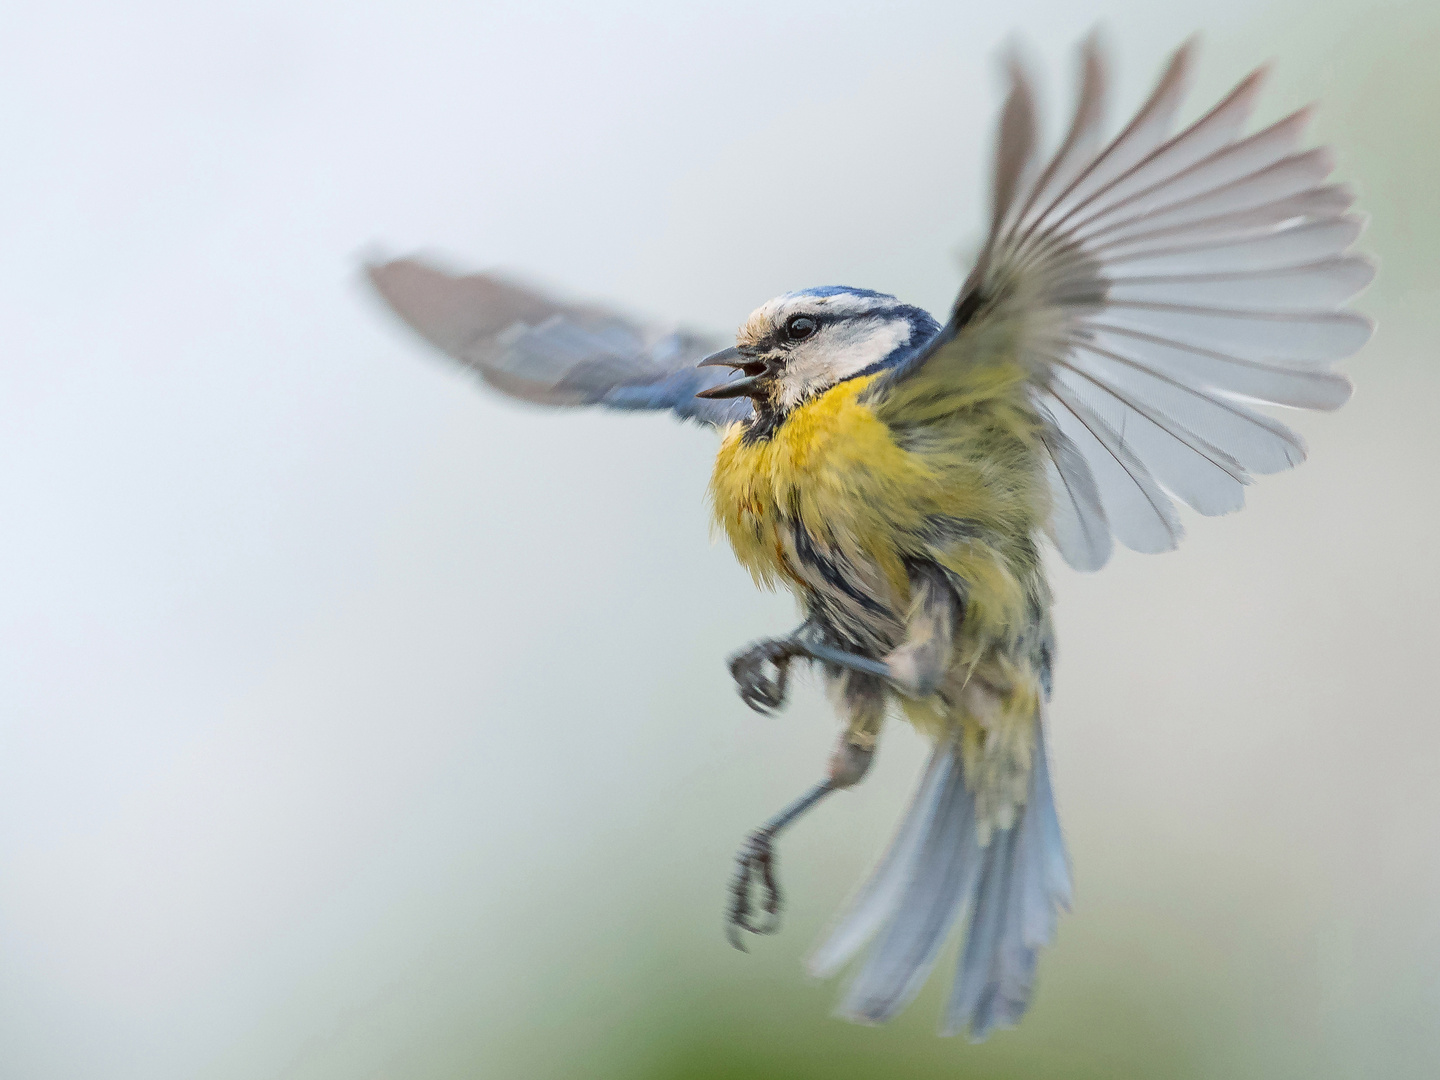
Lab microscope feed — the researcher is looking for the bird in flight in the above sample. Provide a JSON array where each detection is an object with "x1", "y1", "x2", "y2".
[{"x1": 366, "y1": 35, "x2": 1372, "y2": 1040}]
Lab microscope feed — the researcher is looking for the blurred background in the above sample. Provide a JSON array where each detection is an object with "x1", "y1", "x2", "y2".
[{"x1": 2, "y1": 1, "x2": 1437, "y2": 1077}]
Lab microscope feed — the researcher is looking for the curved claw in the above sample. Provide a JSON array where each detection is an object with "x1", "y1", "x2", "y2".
[
  {"x1": 725, "y1": 922, "x2": 747, "y2": 952},
  {"x1": 726, "y1": 829, "x2": 785, "y2": 950},
  {"x1": 728, "y1": 639, "x2": 802, "y2": 715}
]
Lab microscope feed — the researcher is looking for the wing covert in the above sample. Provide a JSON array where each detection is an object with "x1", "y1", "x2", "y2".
[
  {"x1": 366, "y1": 257, "x2": 752, "y2": 427},
  {"x1": 873, "y1": 35, "x2": 1374, "y2": 572}
]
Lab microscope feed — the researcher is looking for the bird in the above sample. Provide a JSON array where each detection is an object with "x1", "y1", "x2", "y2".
[{"x1": 365, "y1": 35, "x2": 1373, "y2": 1041}]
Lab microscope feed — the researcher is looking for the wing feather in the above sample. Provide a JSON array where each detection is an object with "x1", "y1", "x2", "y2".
[
  {"x1": 1009, "y1": 32, "x2": 1108, "y2": 240},
  {"x1": 1068, "y1": 103, "x2": 1310, "y2": 241},
  {"x1": 1026, "y1": 39, "x2": 1194, "y2": 240},
  {"x1": 1036, "y1": 423, "x2": 1112, "y2": 572},
  {"x1": 874, "y1": 39, "x2": 1372, "y2": 569},
  {"x1": 988, "y1": 52, "x2": 1042, "y2": 251},
  {"x1": 1088, "y1": 148, "x2": 1340, "y2": 246},
  {"x1": 1081, "y1": 324, "x2": 1352, "y2": 411},
  {"x1": 1041, "y1": 381, "x2": 1184, "y2": 554},
  {"x1": 1107, "y1": 256, "x2": 1374, "y2": 309},
  {"x1": 1104, "y1": 215, "x2": 1366, "y2": 275},
  {"x1": 366, "y1": 257, "x2": 751, "y2": 427}
]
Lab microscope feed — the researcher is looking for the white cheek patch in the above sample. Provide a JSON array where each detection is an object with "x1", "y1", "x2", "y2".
[{"x1": 777, "y1": 318, "x2": 912, "y2": 410}]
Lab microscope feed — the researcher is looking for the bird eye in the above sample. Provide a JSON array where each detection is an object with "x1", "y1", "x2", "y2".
[{"x1": 785, "y1": 315, "x2": 818, "y2": 341}]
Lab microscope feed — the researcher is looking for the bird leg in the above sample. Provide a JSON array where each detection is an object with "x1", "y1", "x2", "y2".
[
  {"x1": 882, "y1": 561, "x2": 961, "y2": 698},
  {"x1": 723, "y1": 568, "x2": 959, "y2": 949},
  {"x1": 726, "y1": 740, "x2": 875, "y2": 950},
  {"x1": 728, "y1": 569, "x2": 957, "y2": 716}
]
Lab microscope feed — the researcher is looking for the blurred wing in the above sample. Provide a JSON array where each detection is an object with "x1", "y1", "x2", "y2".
[
  {"x1": 366, "y1": 257, "x2": 752, "y2": 427},
  {"x1": 876, "y1": 35, "x2": 1373, "y2": 571}
]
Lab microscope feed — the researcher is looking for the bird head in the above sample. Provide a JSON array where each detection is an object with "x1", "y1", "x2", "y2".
[{"x1": 695, "y1": 287, "x2": 940, "y2": 413}]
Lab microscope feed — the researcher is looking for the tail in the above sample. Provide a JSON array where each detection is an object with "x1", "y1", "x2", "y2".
[{"x1": 806, "y1": 713, "x2": 1071, "y2": 1041}]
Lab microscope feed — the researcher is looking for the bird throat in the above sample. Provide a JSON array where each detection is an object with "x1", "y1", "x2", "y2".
[{"x1": 742, "y1": 395, "x2": 787, "y2": 445}]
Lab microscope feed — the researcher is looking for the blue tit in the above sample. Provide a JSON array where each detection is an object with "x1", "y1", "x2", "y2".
[{"x1": 366, "y1": 34, "x2": 1372, "y2": 1041}]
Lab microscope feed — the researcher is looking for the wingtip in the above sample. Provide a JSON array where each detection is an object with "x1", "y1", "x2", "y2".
[
  {"x1": 994, "y1": 35, "x2": 1037, "y2": 99},
  {"x1": 1352, "y1": 253, "x2": 1380, "y2": 297},
  {"x1": 1241, "y1": 58, "x2": 1274, "y2": 90},
  {"x1": 1077, "y1": 25, "x2": 1110, "y2": 81},
  {"x1": 361, "y1": 253, "x2": 426, "y2": 301},
  {"x1": 1227, "y1": 62, "x2": 1274, "y2": 114},
  {"x1": 356, "y1": 241, "x2": 392, "y2": 272},
  {"x1": 1156, "y1": 33, "x2": 1201, "y2": 99},
  {"x1": 1328, "y1": 372, "x2": 1357, "y2": 410},
  {"x1": 361, "y1": 259, "x2": 393, "y2": 300},
  {"x1": 358, "y1": 247, "x2": 429, "y2": 302}
]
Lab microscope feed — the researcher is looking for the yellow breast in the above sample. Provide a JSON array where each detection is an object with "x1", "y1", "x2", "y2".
[
  {"x1": 707, "y1": 373, "x2": 1048, "y2": 646},
  {"x1": 710, "y1": 375, "x2": 919, "y2": 597}
]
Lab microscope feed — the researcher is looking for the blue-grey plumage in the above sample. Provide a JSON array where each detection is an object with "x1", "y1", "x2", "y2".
[
  {"x1": 365, "y1": 32, "x2": 1372, "y2": 1043},
  {"x1": 365, "y1": 258, "x2": 755, "y2": 426}
]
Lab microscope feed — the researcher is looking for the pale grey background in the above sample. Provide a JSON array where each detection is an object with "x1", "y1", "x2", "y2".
[{"x1": 2, "y1": 1, "x2": 1436, "y2": 1077}]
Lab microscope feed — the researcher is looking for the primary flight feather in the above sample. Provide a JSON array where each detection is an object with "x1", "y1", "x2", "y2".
[{"x1": 366, "y1": 35, "x2": 1371, "y2": 1041}]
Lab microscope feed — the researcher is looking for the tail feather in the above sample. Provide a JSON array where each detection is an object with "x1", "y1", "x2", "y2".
[
  {"x1": 807, "y1": 716, "x2": 1071, "y2": 1040},
  {"x1": 832, "y1": 758, "x2": 982, "y2": 1023},
  {"x1": 946, "y1": 826, "x2": 1030, "y2": 1036},
  {"x1": 806, "y1": 748, "x2": 952, "y2": 980},
  {"x1": 946, "y1": 721, "x2": 1073, "y2": 1038}
]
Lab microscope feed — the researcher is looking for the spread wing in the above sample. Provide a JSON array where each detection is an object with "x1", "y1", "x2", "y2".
[
  {"x1": 872, "y1": 36, "x2": 1373, "y2": 571},
  {"x1": 366, "y1": 257, "x2": 752, "y2": 427}
]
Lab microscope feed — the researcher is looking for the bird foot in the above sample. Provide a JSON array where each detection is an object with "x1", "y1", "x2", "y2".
[
  {"x1": 726, "y1": 828, "x2": 783, "y2": 950},
  {"x1": 728, "y1": 639, "x2": 803, "y2": 715}
]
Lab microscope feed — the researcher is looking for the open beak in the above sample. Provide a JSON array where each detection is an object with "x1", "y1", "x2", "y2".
[{"x1": 695, "y1": 346, "x2": 767, "y2": 400}]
